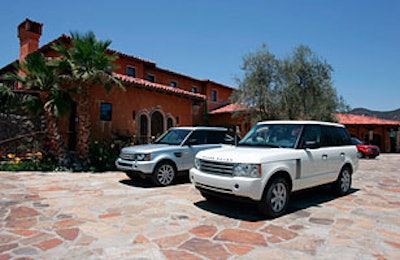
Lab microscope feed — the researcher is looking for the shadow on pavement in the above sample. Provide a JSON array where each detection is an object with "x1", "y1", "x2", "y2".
[
  {"x1": 194, "y1": 186, "x2": 360, "y2": 222},
  {"x1": 119, "y1": 175, "x2": 190, "y2": 188}
]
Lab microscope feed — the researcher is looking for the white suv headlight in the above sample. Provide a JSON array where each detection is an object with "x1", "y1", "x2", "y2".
[
  {"x1": 194, "y1": 158, "x2": 201, "y2": 169},
  {"x1": 233, "y1": 164, "x2": 261, "y2": 178},
  {"x1": 136, "y1": 154, "x2": 151, "y2": 161}
]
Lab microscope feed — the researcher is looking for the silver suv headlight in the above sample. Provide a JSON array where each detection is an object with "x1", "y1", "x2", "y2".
[
  {"x1": 233, "y1": 164, "x2": 261, "y2": 178},
  {"x1": 136, "y1": 154, "x2": 151, "y2": 161}
]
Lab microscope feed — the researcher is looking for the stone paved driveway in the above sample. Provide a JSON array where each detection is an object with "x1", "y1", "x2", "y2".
[{"x1": 0, "y1": 155, "x2": 399, "y2": 259}]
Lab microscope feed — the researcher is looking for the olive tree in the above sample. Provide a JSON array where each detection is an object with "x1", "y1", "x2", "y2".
[
  {"x1": 231, "y1": 45, "x2": 283, "y2": 122},
  {"x1": 280, "y1": 45, "x2": 348, "y2": 121},
  {"x1": 231, "y1": 44, "x2": 349, "y2": 122}
]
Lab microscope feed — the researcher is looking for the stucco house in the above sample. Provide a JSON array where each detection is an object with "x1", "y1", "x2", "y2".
[{"x1": 0, "y1": 19, "x2": 235, "y2": 150}]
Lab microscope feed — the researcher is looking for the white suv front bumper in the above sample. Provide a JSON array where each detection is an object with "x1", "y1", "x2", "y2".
[{"x1": 189, "y1": 168, "x2": 264, "y2": 201}]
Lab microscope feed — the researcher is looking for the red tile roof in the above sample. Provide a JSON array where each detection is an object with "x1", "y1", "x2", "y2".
[
  {"x1": 336, "y1": 113, "x2": 400, "y2": 126},
  {"x1": 114, "y1": 73, "x2": 206, "y2": 101},
  {"x1": 209, "y1": 103, "x2": 251, "y2": 114},
  {"x1": 37, "y1": 35, "x2": 234, "y2": 90},
  {"x1": 6, "y1": 35, "x2": 206, "y2": 101},
  {"x1": 209, "y1": 106, "x2": 400, "y2": 126}
]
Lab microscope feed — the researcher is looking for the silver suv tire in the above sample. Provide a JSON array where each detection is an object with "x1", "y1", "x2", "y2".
[{"x1": 152, "y1": 162, "x2": 176, "y2": 186}]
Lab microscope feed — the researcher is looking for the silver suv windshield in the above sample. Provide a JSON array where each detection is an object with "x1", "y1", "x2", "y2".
[
  {"x1": 238, "y1": 124, "x2": 303, "y2": 148},
  {"x1": 153, "y1": 129, "x2": 191, "y2": 145}
]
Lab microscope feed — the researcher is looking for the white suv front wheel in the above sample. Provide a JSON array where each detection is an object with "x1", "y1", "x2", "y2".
[{"x1": 258, "y1": 177, "x2": 290, "y2": 218}]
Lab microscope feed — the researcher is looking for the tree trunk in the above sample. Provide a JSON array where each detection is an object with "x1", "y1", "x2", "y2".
[
  {"x1": 75, "y1": 85, "x2": 91, "y2": 165},
  {"x1": 45, "y1": 111, "x2": 67, "y2": 166}
]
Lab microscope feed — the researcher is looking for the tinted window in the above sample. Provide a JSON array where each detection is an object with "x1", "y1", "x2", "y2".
[
  {"x1": 188, "y1": 131, "x2": 208, "y2": 144},
  {"x1": 207, "y1": 131, "x2": 227, "y2": 144},
  {"x1": 299, "y1": 125, "x2": 321, "y2": 148},
  {"x1": 188, "y1": 130, "x2": 227, "y2": 145},
  {"x1": 336, "y1": 127, "x2": 352, "y2": 145},
  {"x1": 321, "y1": 126, "x2": 351, "y2": 147}
]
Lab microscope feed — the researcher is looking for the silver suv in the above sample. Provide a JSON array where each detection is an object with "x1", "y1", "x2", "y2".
[
  {"x1": 190, "y1": 121, "x2": 359, "y2": 218},
  {"x1": 116, "y1": 127, "x2": 230, "y2": 186}
]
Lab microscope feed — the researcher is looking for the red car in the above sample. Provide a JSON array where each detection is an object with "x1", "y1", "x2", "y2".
[{"x1": 351, "y1": 137, "x2": 380, "y2": 159}]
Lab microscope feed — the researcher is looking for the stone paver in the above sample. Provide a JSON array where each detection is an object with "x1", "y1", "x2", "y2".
[{"x1": 0, "y1": 154, "x2": 399, "y2": 259}]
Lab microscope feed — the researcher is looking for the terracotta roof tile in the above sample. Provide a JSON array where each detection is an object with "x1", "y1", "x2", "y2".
[
  {"x1": 18, "y1": 35, "x2": 234, "y2": 91},
  {"x1": 209, "y1": 103, "x2": 251, "y2": 114},
  {"x1": 336, "y1": 113, "x2": 400, "y2": 126},
  {"x1": 114, "y1": 73, "x2": 206, "y2": 101}
]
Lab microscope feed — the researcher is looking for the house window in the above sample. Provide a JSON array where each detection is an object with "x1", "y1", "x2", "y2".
[
  {"x1": 170, "y1": 81, "x2": 178, "y2": 88},
  {"x1": 190, "y1": 86, "x2": 198, "y2": 93},
  {"x1": 151, "y1": 111, "x2": 164, "y2": 138},
  {"x1": 139, "y1": 114, "x2": 148, "y2": 143},
  {"x1": 127, "y1": 66, "x2": 136, "y2": 77},
  {"x1": 167, "y1": 117, "x2": 174, "y2": 129},
  {"x1": 211, "y1": 90, "x2": 217, "y2": 101},
  {"x1": 147, "y1": 74, "x2": 155, "y2": 82},
  {"x1": 100, "y1": 102, "x2": 112, "y2": 121}
]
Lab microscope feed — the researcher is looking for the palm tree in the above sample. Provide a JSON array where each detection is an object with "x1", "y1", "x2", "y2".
[
  {"x1": 2, "y1": 52, "x2": 72, "y2": 166},
  {"x1": 53, "y1": 32, "x2": 122, "y2": 166}
]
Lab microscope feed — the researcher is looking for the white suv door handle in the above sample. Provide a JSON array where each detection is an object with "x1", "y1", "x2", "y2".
[
  {"x1": 322, "y1": 154, "x2": 328, "y2": 160},
  {"x1": 340, "y1": 153, "x2": 345, "y2": 157}
]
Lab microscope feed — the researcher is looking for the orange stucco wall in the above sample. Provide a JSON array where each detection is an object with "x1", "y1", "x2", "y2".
[
  {"x1": 89, "y1": 84, "x2": 194, "y2": 141},
  {"x1": 347, "y1": 126, "x2": 395, "y2": 152},
  {"x1": 209, "y1": 113, "x2": 253, "y2": 137},
  {"x1": 113, "y1": 55, "x2": 234, "y2": 112}
]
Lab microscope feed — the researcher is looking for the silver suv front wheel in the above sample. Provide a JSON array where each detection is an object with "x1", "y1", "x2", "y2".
[{"x1": 152, "y1": 162, "x2": 176, "y2": 186}]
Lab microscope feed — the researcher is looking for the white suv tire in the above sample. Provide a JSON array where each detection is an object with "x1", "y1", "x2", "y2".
[
  {"x1": 332, "y1": 166, "x2": 352, "y2": 196},
  {"x1": 258, "y1": 177, "x2": 290, "y2": 218}
]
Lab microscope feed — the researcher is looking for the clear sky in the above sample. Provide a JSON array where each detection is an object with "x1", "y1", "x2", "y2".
[{"x1": 1, "y1": 0, "x2": 399, "y2": 111}]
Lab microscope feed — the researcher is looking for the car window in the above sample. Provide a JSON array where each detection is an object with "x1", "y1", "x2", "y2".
[
  {"x1": 321, "y1": 126, "x2": 351, "y2": 147},
  {"x1": 239, "y1": 124, "x2": 302, "y2": 148},
  {"x1": 335, "y1": 127, "x2": 352, "y2": 145},
  {"x1": 187, "y1": 130, "x2": 228, "y2": 145},
  {"x1": 207, "y1": 131, "x2": 228, "y2": 144},
  {"x1": 154, "y1": 129, "x2": 190, "y2": 145},
  {"x1": 299, "y1": 125, "x2": 321, "y2": 148},
  {"x1": 351, "y1": 137, "x2": 363, "y2": 145},
  {"x1": 187, "y1": 131, "x2": 208, "y2": 145}
]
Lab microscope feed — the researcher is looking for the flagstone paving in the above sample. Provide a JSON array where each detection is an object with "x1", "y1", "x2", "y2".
[{"x1": 0, "y1": 154, "x2": 399, "y2": 259}]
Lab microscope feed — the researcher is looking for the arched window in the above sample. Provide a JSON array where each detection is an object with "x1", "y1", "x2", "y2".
[
  {"x1": 139, "y1": 114, "x2": 148, "y2": 144},
  {"x1": 167, "y1": 117, "x2": 174, "y2": 129},
  {"x1": 151, "y1": 111, "x2": 164, "y2": 138}
]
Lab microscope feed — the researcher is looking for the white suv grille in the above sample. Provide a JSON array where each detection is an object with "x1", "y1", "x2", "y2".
[{"x1": 199, "y1": 160, "x2": 234, "y2": 176}]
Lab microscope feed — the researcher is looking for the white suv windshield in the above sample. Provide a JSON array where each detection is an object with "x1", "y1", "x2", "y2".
[
  {"x1": 238, "y1": 124, "x2": 303, "y2": 148},
  {"x1": 154, "y1": 129, "x2": 191, "y2": 145}
]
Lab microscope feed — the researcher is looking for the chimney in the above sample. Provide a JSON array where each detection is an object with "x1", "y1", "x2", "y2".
[{"x1": 18, "y1": 18, "x2": 43, "y2": 62}]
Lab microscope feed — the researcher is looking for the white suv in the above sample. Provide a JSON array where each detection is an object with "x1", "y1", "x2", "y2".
[{"x1": 190, "y1": 121, "x2": 358, "y2": 218}]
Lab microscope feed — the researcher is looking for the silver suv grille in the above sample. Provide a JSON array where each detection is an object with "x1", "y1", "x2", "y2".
[
  {"x1": 119, "y1": 153, "x2": 136, "y2": 161},
  {"x1": 199, "y1": 160, "x2": 234, "y2": 176}
]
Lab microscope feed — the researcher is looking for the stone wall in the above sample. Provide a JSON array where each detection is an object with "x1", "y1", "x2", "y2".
[{"x1": 0, "y1": 113, "x2": 46, "y2": 157}]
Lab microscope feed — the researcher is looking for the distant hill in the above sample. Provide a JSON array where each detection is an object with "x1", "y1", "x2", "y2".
[{"x1": 350, "y1": 108, "x2": 400, "y2": 121}]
